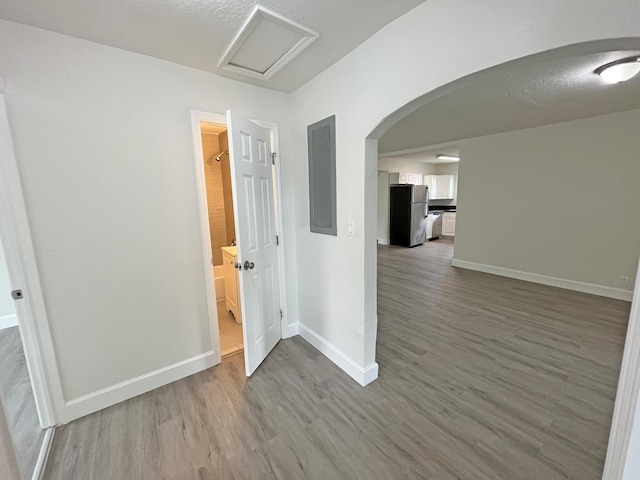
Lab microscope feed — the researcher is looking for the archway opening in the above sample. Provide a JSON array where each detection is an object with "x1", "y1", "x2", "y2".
[{"x1": 365, "y1": 38, "x2": 640, "y2": 479}]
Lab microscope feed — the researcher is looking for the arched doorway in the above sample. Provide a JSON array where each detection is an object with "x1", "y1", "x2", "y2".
[{"x1": 365, "y1": 39, "x2": 640, "y2": 479}]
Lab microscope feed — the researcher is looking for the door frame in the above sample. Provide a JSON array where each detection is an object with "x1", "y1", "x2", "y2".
[
  {"x1": 602, "y1": 259, "x2": 640, "y2": 479},
  {"x1": 0, "y1": 85, "x2": 64, "y2": 427},
  {"x1": 189, "y1": 110, "x2": 289, "y2": 365}
]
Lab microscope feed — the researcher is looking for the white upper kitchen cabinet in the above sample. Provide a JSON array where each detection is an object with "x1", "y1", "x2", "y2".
[
  {"x1": 424, "y1": 174, "x2": 455, "y2": 199},
  {"x1": 390, "y1": 172, "x2": 422, "y2": 185},
  {"x1": 424, "y1": 175, "x2": 436, "y2": 198}
]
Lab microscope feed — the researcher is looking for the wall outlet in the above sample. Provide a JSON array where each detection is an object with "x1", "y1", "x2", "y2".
[{"x1": 621, "y1": 276, "x2": 629, "y2": 286}]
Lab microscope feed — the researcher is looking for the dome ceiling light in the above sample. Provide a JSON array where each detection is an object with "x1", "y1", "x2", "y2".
[{"x1": 595, "y1": 57, "x2": 640, "y2": 84}]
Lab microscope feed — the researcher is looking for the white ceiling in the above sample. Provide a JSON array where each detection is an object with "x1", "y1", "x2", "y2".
[
  {"x1": 379, "y1": 45, "x2": 640, "y2": 154},
  {"x1": 0, "y1": 0, "x2": 424, "y2": 93},
  {"x1": 380, "y1": 147, "x2": 460, "y2": 164},
  {"x1": 200, "y1": 123, "x2": 227, "y2": 135}
]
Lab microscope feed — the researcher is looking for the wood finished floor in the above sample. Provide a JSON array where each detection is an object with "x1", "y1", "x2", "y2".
[
  {"x1": 0, "y1": 326, "x2": 44, "y2": 479},
  {"x1": 44, "y1": 240, "x2": 630, "y2": 479}
]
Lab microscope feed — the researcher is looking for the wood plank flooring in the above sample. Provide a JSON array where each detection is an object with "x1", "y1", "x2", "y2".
[
  {"x1": 0, "y1": 326, "x2": 45, "y2": 479},
  {"x1": 44, "y1": 239, "x2": 630, "y2": 479}
]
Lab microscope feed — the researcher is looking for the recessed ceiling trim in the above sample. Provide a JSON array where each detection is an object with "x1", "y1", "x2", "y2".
[{"x1": 218, "y1": 5, "x2": 319, "y2": 81}]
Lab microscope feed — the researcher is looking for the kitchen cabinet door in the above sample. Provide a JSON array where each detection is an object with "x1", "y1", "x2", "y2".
[
  {"x1": 436, "y1": 175, "x2": 455, "y2": 199},
  {"x1": 442, "y1": 212, "x2": 456, "y2": 236},
  {"x1": 424, "y1": 175, "x2": 437, "y2": 198},
  {"x1": 406, "y1": 173, "x2": 422, "y2": 185},
  {"x1": 222, "y1": 249, "x2": 241, "y2": 323}
]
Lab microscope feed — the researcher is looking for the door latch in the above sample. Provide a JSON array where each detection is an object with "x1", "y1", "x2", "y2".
[{"x1": 11, "y1": 289, "x2": 23, "y2": 300}]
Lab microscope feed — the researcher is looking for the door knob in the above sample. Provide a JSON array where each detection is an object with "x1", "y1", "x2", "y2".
[
  {"x1": 234, "y1": 262, "x2": 242, "y2": 270},
  {"x1": 243, "y1": 261, "x2": 255, "y2": 270}
]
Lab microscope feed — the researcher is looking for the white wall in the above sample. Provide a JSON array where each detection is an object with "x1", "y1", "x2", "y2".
[
  {"x1": 0, "y1": 20, "x2": 299, "y2": 406},
  {"x1": 377, "y1": 157, "x2": 437, "y2": 176},
  {"x1": 0, "y1": 234, "x2": 15, "y2": 319},
  {"x1": 376, "y1": 171, "x2": 389, "y2": 244},
  {"x1": 454, "y1": 109, "x2": 640, "y2": 294},
  {"x1": 289, "y1": 0, "x2": 640, "y2": 378}
]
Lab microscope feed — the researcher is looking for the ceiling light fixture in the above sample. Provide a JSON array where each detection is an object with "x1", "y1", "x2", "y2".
[
  {"x1": 436, "y1": 154, "x2": 459, "y2": 161},
  {"x1": 595, "y1": 57, "x2": 640, "y2": 84}
]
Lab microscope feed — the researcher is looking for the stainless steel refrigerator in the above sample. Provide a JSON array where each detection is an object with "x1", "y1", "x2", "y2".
[{"x1": 389, "y1": 184, "x2": 429, "y2": 247}]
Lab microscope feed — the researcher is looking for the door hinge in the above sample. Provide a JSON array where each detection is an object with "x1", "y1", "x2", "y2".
[
  {"x1": 271, "y1": 152, "x2": 277, "y2": 165},
  {"x1": 279, "y1": 309, "x2": 283, "y2": 319},
  {"x1": 275, "y1": 235, "x2": 279, "y2": 246}
]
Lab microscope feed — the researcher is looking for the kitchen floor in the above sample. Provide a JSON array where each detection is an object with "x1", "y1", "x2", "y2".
[{"x1": 218, "y1": 301, "x2": 243, "y2": 358}]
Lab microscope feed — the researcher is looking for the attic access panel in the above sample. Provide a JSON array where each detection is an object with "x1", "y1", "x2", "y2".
[{"x1": 218, "y1": 6, "x2": 319, "y2": 81}]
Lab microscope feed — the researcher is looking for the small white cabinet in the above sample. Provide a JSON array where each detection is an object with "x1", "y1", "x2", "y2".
[
  {"x1": 390, "y1": 172, "x2": 422, "y2": 185},
  {"x1": 221, "y1": 246, "x2": 242, "y2": 324},
  {"x1": 442, "y1": 212, "x2": 456, "y2": 236},
  {"x1": 424, "y1": 174, "x2": 455, "y2": 199}
]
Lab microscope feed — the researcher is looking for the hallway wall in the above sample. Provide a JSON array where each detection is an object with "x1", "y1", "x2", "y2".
[
  {"x1": 289, "y1": 0, "x2": 640, "y2": 380},
  {"x1": 0, "y1": 18, "x2": 299, "y2": 421}
]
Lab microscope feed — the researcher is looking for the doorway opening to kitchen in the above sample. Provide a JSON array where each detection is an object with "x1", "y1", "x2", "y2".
[
  {"x1": 377, "y1": 146, "x2": 459, "y2": 256},
  {"x1": 199, "y1": 121, "x2": 244, "y2": 359}
]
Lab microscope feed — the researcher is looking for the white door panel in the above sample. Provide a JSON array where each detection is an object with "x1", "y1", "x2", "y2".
[{"x1": 227, "y1": 110, "x2": 281, "y2": 376}]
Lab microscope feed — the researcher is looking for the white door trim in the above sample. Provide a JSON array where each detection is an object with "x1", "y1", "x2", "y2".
[
  {"x1": 0, "y1": 83, "x2": 64, "y2": 427},
  {"x1": 190, "y1": 110, "x2": 225, "y2": 366},
  {"x1": 189, "y1": 110, "x2": 290, "y2": 363},
  {"x1": 602, "y1": 259, "x2": 640, "y2": 480}
]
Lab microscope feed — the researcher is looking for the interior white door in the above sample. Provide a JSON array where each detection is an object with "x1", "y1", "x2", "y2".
[{"x1": 226, "y1": 110, "x2": 281, "y2": 376}]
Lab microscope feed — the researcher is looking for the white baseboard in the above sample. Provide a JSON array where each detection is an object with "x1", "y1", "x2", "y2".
[
  {"x1": 283, "y1": 321, "x2": 299, "y2": 339},
  {"x1": 298, "y1": 324, "x2": 378, "y2": 386},
  {"x1": 63, "y1": 351, "x2": 217, "y2": 423},
  {"x1": 0, "y1": 314, "x2": 17, "y2": 330},
  {"x1": 377, "y1": 238, "x2": 389, "y2": 245},
  {"x1": 451, "y1": 259, "x2": 633, "y2": 302}
]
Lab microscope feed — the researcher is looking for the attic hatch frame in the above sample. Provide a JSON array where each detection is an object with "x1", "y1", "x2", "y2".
[{"x1": 218, "y1": 5, "x2": 319, "y2": 81}]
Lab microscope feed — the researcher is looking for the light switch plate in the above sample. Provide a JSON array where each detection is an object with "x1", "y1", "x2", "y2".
[{"x1": 347, "y1": 219, "x2": 355, "y2": 236}]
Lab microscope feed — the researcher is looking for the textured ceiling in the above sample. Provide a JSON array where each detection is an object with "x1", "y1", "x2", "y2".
[
  {"x1": 379, "y1": 147, "x2": 460, "y2": 164},
  {"x1": 0, "y1": 0, "x2": 424, "y2": 92},
  {"x1": 379, "y1": 45, "x2": 640, "y2": 154}
]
